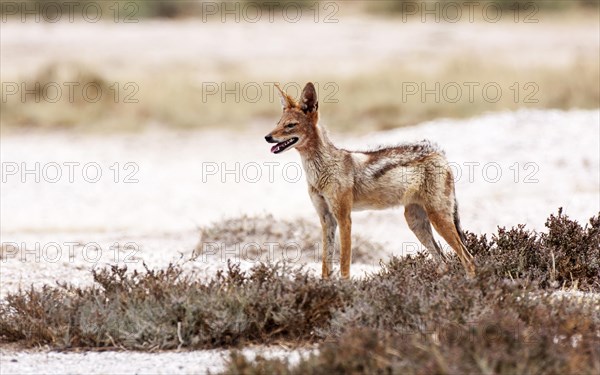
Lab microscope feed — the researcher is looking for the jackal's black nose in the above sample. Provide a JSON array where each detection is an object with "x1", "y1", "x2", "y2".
[{"x1": 265, "y1": 134, "x2": 275, "y2": 143}]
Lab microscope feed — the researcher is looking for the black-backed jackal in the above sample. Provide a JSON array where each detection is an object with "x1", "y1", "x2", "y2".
[{"x1": 265, "y1": 82, "x2": 476, "y2": 279}]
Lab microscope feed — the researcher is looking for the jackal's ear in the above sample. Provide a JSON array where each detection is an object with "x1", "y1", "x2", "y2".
[
  {"x1": 274, "y1": 83, "x2": 297, "y2": 110},
  {"x1": 300, "y1": 82, "x2": 318, "y2": 114}
]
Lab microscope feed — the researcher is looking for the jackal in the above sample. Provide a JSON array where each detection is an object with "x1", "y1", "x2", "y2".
[{"x1": 265, "y1": 82, "x2": 475, "y2": 279}]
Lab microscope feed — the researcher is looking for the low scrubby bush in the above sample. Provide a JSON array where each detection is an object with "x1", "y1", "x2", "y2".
[
  {"x1": 1, "y1": 209, "x2": 598, "y2": 372},
  {"x1": 0, "y1": 262, "x2": 349, "y2": 349}
]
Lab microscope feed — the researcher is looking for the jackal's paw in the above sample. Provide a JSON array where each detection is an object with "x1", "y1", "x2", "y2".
[
  {"x1": 466, "y1": 266, "x2": 476, "y2": 279},
  {"x1": 435, "y1": 262, "x2": 449, "y2": 275}
]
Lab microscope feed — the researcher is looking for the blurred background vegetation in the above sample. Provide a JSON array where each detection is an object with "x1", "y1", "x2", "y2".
[
  {"x1": 367, "y1": 0, "x2": 599, "y2": 13},
  {"x1": 3, "y1": 58, "x2": 597, "y2": 131},
  {"x1": 1, "y1": 0, "x2": 598, "y2": 132},
  {"x1": 1, "y1": 0, "x2": 598, "y2": 18}
]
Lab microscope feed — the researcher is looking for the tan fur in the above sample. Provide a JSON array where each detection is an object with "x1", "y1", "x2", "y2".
[{"x1": 266, "y1": 82, "x2": 476, "y2": 279}]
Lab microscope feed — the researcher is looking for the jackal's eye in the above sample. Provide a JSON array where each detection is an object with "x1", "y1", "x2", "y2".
[{"x1": 285, "y1": 123, "x2": 298, "y2": 129}]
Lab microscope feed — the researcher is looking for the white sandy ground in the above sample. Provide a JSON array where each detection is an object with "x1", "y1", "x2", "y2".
[
  {"x1": 0, "y1": 346, "x2": 315, "y2": 375},
  {"x1": 1, "y1": 108, "x2": 599, "y2": 373}
]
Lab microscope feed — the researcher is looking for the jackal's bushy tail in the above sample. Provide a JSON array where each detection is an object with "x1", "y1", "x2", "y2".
[{"x1": 453, "y1": 197, "x2": 468, "y2": 245}]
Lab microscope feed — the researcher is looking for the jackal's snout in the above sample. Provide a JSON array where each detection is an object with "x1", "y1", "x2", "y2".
[{"x1": 265, "y1": 134, "x2": 299, "y2": 154}]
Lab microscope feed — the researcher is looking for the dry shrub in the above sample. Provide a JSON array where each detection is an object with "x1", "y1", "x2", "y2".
[
  {"x1": 224, "y1": 209, "x2": 600, "y2": 374},
  {"x1": 229, "y1": 306, "x2": 600, "y2": 375},
  {"x1": 0, "y1": 1, "x2": 201, "y2": 19},
  {"x1": 468, "y1": 208, "x2": 600, "y2": 290},
  {"x1": 195, "y1": 214, "x2": 385, "y2": 264},
  {"x1": 1, "y1": 209, "x2": 598, "y2": 375},
  {"x1": 0, "y1": 262, "x2": 350, "y2": 350},
  {"x1": 1, "y1": 63, "x2": 141, "y2": 130},
  {"x1": 366, "y1": 0, "x2": 597, "y2": 14}
]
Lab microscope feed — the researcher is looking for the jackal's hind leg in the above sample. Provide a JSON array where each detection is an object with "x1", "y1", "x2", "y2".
[
  {"x1": 426, "y1": 209, "x2": 476, "y2": 277},
  {"x1": 404, "y1": 204, "x2": 448, "y2": 265}
]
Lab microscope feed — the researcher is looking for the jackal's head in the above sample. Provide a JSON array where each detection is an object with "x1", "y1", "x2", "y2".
[{"x1": 264, "y1": 82, "x2": 319, "y2": 154}]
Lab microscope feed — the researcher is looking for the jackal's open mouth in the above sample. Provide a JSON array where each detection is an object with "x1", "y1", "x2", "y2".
[{"x1": 271, "y1": 137, "x2": 298, "y2": 154}]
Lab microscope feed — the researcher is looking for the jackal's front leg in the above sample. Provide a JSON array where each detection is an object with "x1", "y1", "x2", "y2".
[
  {"x1": 332, "y1": 190, "x2": 353, "y2": 279},
  {"x1": 309, "y1": 188, "x2": 336, "y2": 279}
]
